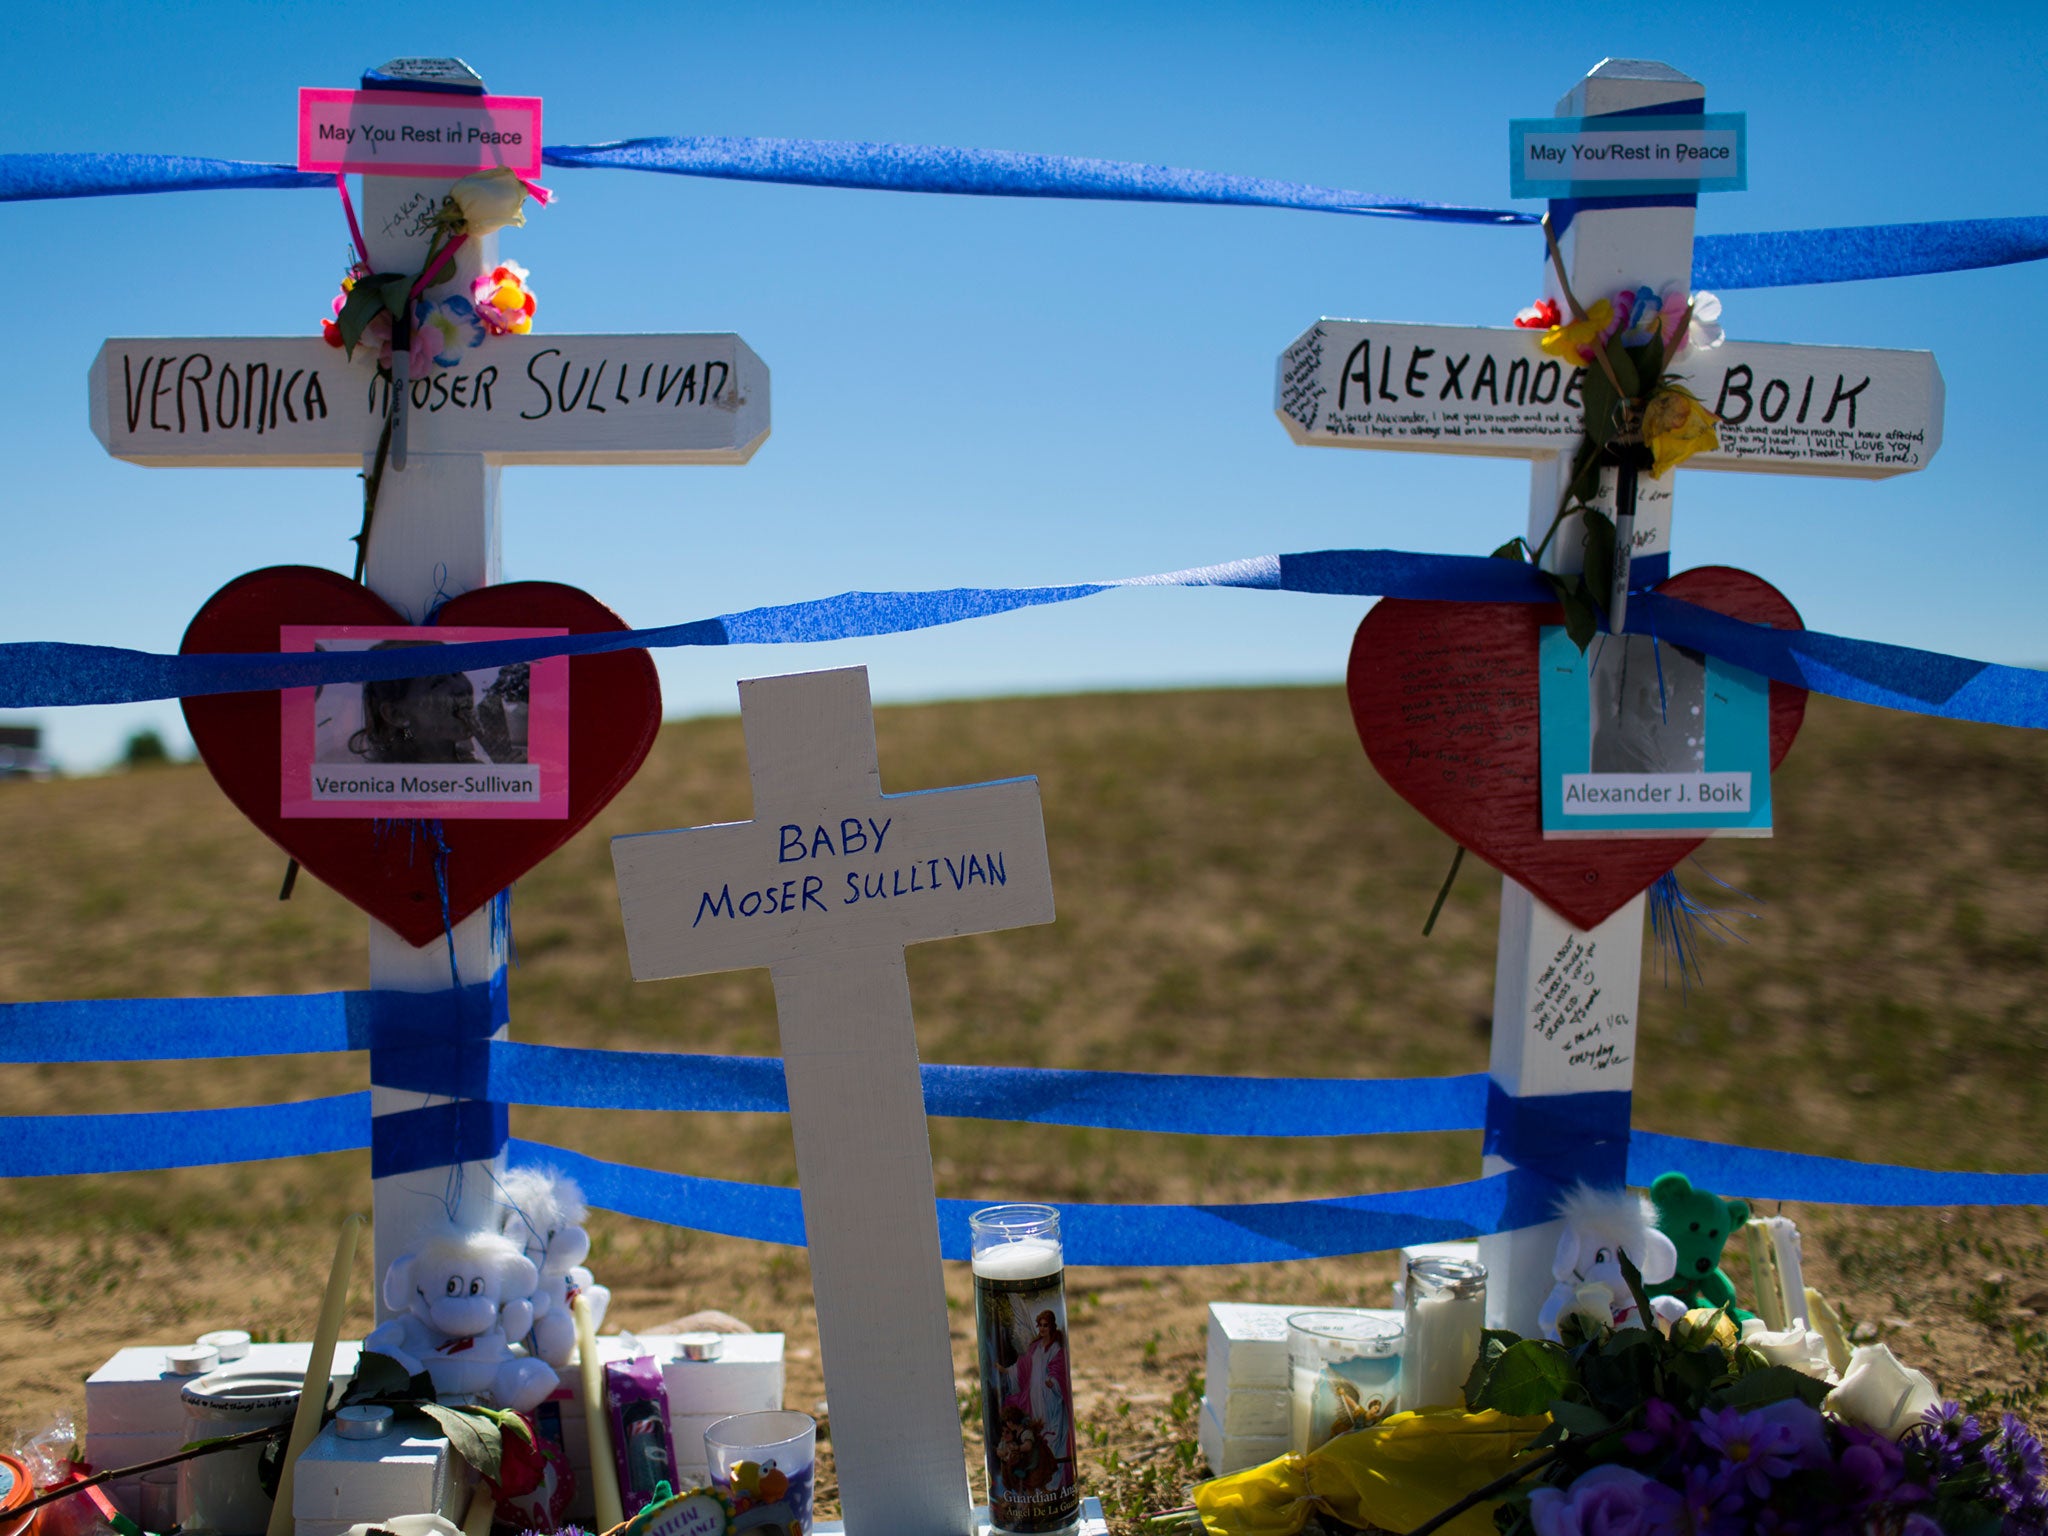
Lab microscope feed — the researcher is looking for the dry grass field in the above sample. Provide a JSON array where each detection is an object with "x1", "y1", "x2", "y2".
[{"x1": 1, "y1": 683, "x2": 2045, "y2": 1526}]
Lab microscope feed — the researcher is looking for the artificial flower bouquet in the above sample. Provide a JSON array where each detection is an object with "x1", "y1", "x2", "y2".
[{"x1": 1184, "y1": 1276, "x2": 2046, "y2": 1536}]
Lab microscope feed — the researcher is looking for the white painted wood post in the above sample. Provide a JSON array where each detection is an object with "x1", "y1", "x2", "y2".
[
  {"x1": 612, "y1": 666, "x2": 1057, "y2": 1536},
  {"x1": 1477, "y1": 59, "x2": 1703, "y2": 1336},
  {"x1": 355, "y1": 155, "x2": 513, "y2": 1307}
]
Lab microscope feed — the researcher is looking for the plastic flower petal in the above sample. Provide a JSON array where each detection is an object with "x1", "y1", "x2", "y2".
[
  {"x1": 1643, "y1": 388, "x2": 1719, "y2": 477},
  {"x1": 473, "y1": 261, "x2": 538, "y2": 336},
  {"x1": 1528, "y1": 1464, "x2": 1677, "y2": 1536},
  {"x1": 1515, "y1": 297, "x2": 1561, "y2": 330},
  {"x1": 1540, "y1": 298, "x2": 1613, "y2": 364},
  {"x1": 412, "y1": 295, "x2": 487, "y2": 370},
  {"x1": 1616, "y1": 285, "x2": 1664, "y2": 347},
  {"x1": 1827, "y1": 1344, "x2": 1942, "y2": 1441},
  {"x1": 447, "y1": 167, "x2": 530, "y2": 236}
]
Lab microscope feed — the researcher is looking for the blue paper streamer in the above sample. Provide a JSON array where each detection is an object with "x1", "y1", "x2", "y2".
[
  {"x1": 8, "y1": 146, "x2": 2048, "y2": 289},
  {"x1": 371, "y1": 1097, "x2": 508, "y2": 1179},
  {"x1": 0, "y1": 1092, "x2": 369, "y2": 1177},
  {"x1": 508, "y1": 1140, "x2": 1558, "y2": 1264},
  {"x1": 6, "y1": 551, "x2": 2042, "y2": 731},
  {"x1": 0, "y1": 981, "x2": 503, "y2": 1063},
  {"x1": 1484, "y1": 1083, "x2": 1633, "y2": 1189},
  {"x1": 1629, "y1": 1132, "x2": 2048, "y2": 1208}
]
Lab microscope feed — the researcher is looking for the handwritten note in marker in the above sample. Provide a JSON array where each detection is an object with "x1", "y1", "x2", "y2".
[{"x1": 298, "y1": 88, "x2": 544, "y2": 178}]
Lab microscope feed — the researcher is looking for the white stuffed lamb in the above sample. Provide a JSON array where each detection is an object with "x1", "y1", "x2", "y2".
[
  {"x1": 363, "y1": 1226, "x2": 559, "y2": 1410},
  {"x1": 497, "y1": 1165, "x2": 611, "y2": 1368},
  {"x1": 1537, "y1": 1184, "x2": 1683, "y2": 1341}
]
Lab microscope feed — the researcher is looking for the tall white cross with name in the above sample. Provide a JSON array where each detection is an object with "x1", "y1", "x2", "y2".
[
  {"x1": 612, "y1": 665, "x2": 1056, "y2": 1536},
  {"x1": 1274, "y1": 58, "x2": 1944, "y2": 1334},
  {"x1": 86, "y1": 60, "x2": 770, "y2": 1300}
]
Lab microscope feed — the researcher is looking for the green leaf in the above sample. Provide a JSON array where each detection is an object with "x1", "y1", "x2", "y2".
[
  {"x1": 420, "y1": 1402, "x2": 503, "y2": 1483},
  {"x1": 1491, "y1": 538, "x2": 1528, "y2": 562},
  {"x1": 1579, "y1": 508, "x2": 1617, "y2": 626},
  {"x1": 1461, "y1": 1329, "x2": 1526, "y2": 1405},
  {"x1": 1617, "y1": 1252, "x2": 1653, "y2": 1333},
  {"x1": 1545, "y1": 1399, "x2": 1613, "y2": 1438},
  {"x1": 1467, "y1": 1338, "x2": 1578, "y2": 1416},
  {"x1": 1714, "y1": 1364, "x2": 1832, "y2": 1410},
  {"x1": 335, "y1": 283, "x2": 390, "y2": 357},
  {"x1": 1549, "y1": 574, "x2": 1599, "y2": 653},
  {"x1": 1626, "y1": 338, "x2": 1664, "y2": 390},
  {"x1": 1580, "y1": 364, "x2": 1618, "y2": 446},
  {"x1": 1603, "y1": 335, "x2": 1640, "y2": 400},
  {"x1": 342, "y1": 1351, "x2": 418, "y2": 1404},
  {"x1": 376, "y1": 275, "x2": 415, "y2": 320}
]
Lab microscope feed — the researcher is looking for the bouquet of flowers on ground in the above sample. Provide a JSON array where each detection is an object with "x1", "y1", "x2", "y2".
[{"x1": 1461, "y1": 1267, "x2": 2048, "y2": 1536}]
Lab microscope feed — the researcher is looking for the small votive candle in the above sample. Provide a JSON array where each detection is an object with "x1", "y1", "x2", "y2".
[
  {"x1": 1285, "y1": 1311, "x2": 1402, "y2": 1454},
  {"x1": 971, "y1": 1204, "x2": 1080, "y2": 1535},
  {"x1": 1401, "y1": 1257, "x2": 1488, "y2": 1410}
]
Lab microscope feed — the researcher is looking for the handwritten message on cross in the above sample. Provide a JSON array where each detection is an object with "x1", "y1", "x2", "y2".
[
  {"x1": 84, "y1": 60, "x2": 772, "y2": 1295},
  {"x1": 1274, "y1": 58, "x2": 1943, "y2": 1332},
  {"x1": 612, "y1": 665, "x2": 1055, "y2": 1536}
]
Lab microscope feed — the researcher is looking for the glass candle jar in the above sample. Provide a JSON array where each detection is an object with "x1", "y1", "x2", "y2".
[
  {"x1": 1401, "y1": 1257, "x2": 1488, "y2": 1411},
  {"x1": 971, "y1": 1204, "x2": 1080, "y2": 1534},
  {"x1": 1285, "y1": 1311, "x2": 1403, "y2": 1454}
]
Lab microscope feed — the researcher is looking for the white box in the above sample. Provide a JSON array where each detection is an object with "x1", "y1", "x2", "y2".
[
  {"x1": 1204, "y1": 1304, "x2": 1296, "y2": 1394},
  {"x1": 1197, "y1": 1395, "x2": 1288, "y2": 1476},
  {"x1": 1213, "y1": 1387, "x2": 1289, "y2": 1439},
  {"x1": 292, "y1": 1420, "x2": 465, "y2": 1526},
  {"x1": 87, "y1": 1343, "x2": 363, "y2": 1437}
]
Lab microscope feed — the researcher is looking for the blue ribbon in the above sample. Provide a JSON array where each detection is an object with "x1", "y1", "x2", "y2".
[
  {"x1": 5, "y1": 551, "x2": 2045, "y2": 731},
  {"x1": 1630, "y1": 1132, "x2": 2048, "y2": 1208},
  {"x1": 7, "y1": 146, "x2": 2046, "y2": 289},
  {"x1": 371, "y1": 1097, "x2": 508, "y2": 1179},
  {"x1": 0, "y1": 1092, "x2": 369, "y2": 1177},
  {"x1": 1484, "y1": 1083, "x2": 1633, "y2": 1189}
]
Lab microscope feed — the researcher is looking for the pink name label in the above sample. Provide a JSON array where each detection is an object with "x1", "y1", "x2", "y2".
[{"x1": 297, "y1": 88, "x2": 543, "y2": 178}]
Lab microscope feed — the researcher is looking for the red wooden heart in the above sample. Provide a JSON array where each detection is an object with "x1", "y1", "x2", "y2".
[
  {"x1": 181, "y1": 566, "x2": 661, "y2": 947},
  {"x1": 1347, "y1": 566, "x2": 1807, "y2": 930}
]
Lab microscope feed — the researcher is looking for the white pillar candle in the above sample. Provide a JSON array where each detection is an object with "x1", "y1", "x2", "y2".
[{"x1": 1401, "y1": 1258, "x2": 1486, "y2": 1411}]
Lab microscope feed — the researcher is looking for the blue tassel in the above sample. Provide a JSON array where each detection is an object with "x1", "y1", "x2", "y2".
[{"x1": 1647, "y1": 859, "x2": 1760, "y2": 994}]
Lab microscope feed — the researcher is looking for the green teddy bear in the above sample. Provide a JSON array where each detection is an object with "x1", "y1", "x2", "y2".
[{"x1": 1646, "y1": 1171, "x2": 1755, "y2": 1322}]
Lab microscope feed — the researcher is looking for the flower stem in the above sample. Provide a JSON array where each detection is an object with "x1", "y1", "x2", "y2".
[
  {"x1": 12, "y1": 1425, "x2": 277, "y2": 1520},
  {"x1": 1402, "y1": 1447, "x2": 1559, "y2": 1536}
]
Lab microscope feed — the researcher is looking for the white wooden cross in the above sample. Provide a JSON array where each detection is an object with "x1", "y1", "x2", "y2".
[
  {"x1": 1273, "y1": 58, "x2": 1944, "y2": 1335},
  {"x1": 612, "y1": 665, "x2": 1056, "y2": 1536},
  {"x1": 84, "y1": 61, "x2": 770, "y2": 1299}
]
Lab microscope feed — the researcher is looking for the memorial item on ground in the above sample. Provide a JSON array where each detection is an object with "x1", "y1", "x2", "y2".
[
  {"x1": 1645, "y1": 1171, "x2": 1754, "y2": 1322},
  {"x1": 605, "y1": 1355, "x2": 679, "y2": 1519},
  {"x1": 703, "y1": 1412, "x2": 817, "y2": 1536},
  {"x1": 496, "y1": 1167, "x2": 613, "y2": 1369},
  {"x1": 362, "y1": 1227, "x2": 558, "y2": 1411},
  {"x1": 1534, "y1": 1185, "x2": 1680, "y2": 1341},
  {"x1": 1285, "y1": 1312, "x2": 1402, "y2": 1455},
  {"x1": 971, "y1": 1205, "x2": 1081, "y2": 1534}
]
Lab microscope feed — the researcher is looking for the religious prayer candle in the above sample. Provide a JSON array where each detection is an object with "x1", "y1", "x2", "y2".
[
  {"x1": 1285, "y1": 1311, "x2": 1403, "y2": 1454},
  {"x1": 1400, "y1": 1257, "x2": 1487, "y2": 1411},
  {"x1": 971, "y1": 1205, "x2": 1080, "y2": 1535}
]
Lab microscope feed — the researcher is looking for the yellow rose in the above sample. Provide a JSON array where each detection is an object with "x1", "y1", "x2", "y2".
[
  {"x1": 446, "y1": 168, "x2": 529, "y2": 237},
  {"x1": 1642, "y1": 388, "x2": 1720, "y2": 477},
  {"x1": 1539, "y1": 298, "x2": 1613, "y2": 364}
]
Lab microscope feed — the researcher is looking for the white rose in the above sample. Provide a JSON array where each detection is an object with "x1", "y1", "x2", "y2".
[
  {"x1": 1824, "y1": 1343, "x2": 1940, "y2": 1439},
  {"x1": 446, "y1": 168, "x2": 529, "y2": 236},
  {"x1": 1740, "y1": 1317, "x2": 1837, "y2": 1382}
]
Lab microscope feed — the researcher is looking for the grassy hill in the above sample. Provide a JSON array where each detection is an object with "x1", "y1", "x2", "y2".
[{"x1": 2, "y1": 684, "x2": 2045, "y2": 1514}]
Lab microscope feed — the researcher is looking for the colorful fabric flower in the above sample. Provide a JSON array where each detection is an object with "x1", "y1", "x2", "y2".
[
  {"x1": 413, "y1": 295, "x2": 486, "y2": 369},
  {"x1": 473, "y1": 261, "x2": 538, "y2": 335},
  {"x1": 1659, "y1": 286, "x2": 1725, "y2": 358},
  {"x1": 1614, "y1": 285, "x2": 1664, "y2": 347},
  {"x1": 1642, "y1": 387, "x2": 1719, "y2": 477},
  {"x1": 1515, "y1": 297, "x2": 1561, "y2": 330},
  {"x1": 1540, "y1": 298, "x2": 1614, "y2": 364}
]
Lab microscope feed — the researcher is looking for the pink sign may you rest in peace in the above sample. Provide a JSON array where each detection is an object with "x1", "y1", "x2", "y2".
[{"x1": 298, "y1": 88, "x2": 543, "y2": 179}]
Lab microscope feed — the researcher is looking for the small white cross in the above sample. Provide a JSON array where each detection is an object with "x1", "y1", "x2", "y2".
[{"x1": 613, "y1": 665, "x2": 1056, "y2": 1536}]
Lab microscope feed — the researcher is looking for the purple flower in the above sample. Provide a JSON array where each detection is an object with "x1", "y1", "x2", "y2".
[
  {"x1": 1898, "y1": 1515, "x2": 1945, "y2": 1536},
  {"x1": 1755, "y1": 1398, "x2": 1833, "y2": 1472},
  {"x1": 1696, "y1": 1405, "x2": 1801, "y2": 1500},
  {"x1": 1624, "y1": 1397, "x2": 1693, "y2": 1458},
  {"x1": 1529, "y1": 1464, "x2": 1682, "y2": 1536}
]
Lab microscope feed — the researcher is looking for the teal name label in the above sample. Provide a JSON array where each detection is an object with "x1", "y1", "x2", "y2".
[{"x1": 1510, "y1": 113, "x2": 1746, "y2": 199}]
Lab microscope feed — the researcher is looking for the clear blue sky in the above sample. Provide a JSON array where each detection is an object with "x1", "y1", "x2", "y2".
[{"x1": 4, "y1": 1, "x2": 2044, "y2": 770}]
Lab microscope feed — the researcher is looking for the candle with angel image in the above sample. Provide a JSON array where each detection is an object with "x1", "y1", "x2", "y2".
[{"x1": 971, "y1": 1204, "x2": 1080, "y2": 1534}]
